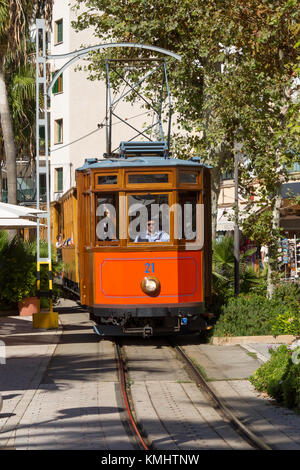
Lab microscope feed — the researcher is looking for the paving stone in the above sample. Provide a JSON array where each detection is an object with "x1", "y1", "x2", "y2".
[{"x1": 210, "y1": 380, "x2": 300, "y2": 450}]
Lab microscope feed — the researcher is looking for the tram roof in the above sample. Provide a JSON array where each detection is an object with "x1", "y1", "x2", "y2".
[{"x1": 77, "y1": 155, "x2": 210, "y2": 171}]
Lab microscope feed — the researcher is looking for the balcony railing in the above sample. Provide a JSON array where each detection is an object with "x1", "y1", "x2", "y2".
[{"x1": 1, "y1": 188, "x2": 47, "y2": 204}]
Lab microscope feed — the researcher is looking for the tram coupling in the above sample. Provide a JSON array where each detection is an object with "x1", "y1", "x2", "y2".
[{"x1": 123, "y1": 326, "x2": 153, "y2": 338}]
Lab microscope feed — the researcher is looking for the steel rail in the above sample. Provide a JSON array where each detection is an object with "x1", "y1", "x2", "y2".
[
  {"x1": 171, "y1": 341, "x2": 272, "y2": 451},
  {"x1": 115, "y1": 340, "x2": 149, "y2": 451}
]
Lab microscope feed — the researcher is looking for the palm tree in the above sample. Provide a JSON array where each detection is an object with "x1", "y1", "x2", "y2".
[
  {"x1": 212, "y1": 235, "x2": 261, "y2": 301},
  {"x1": 6, "y1": 43, "x2": 36, "y2": 162},
  {"x1": 0, "y1": 0, "x2": 52, "y2": 205}
]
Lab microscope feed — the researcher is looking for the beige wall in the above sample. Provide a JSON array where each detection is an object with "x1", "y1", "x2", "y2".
[{"x1": 50, "y1": 0, "x2": 159, "y2": 201}]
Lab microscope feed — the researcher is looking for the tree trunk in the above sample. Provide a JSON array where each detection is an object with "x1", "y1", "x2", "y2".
[
  {"x1": 0, "y1": 162, "x2": 2, "y2": 202},
  {"x1": 267, "y1": 182, "x2": 283, "y2": 298},
  {"x1": 211, "y1": 165, "x2": 222, "y2": 241},
  {"x1": 0, "y1": 64, "x2": 17, "y2": 205}
]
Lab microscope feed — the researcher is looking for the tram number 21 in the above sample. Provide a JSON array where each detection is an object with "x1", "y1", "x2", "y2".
[{"x1": 145, "y1": 262, "x2": 155, "y2": 274}]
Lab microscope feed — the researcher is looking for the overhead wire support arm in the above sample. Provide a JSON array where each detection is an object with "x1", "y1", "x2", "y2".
[
  {"x1": 46, "y1": 42, "x2": 182, "y2": 61},
  {"x1": 47, "y1": 42, "x2": 181, "y2": 97}
]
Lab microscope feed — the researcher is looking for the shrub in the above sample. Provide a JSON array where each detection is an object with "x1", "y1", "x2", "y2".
[
  {"x1": 273, "y1": 283, "x2": 300, "y2": 315},
  {"x1": 0, "y1": 237, "x2": 36, "y2": 302},
  {"x1": 0, "y1": 236, "x2": 63, "y2": 304},
  {"x1": 213, "y1": 280, "x2": 300, "y2": 337},
  {"x1": 213, "y1": 293, "x2": 289, "y2": 337},
  {"x1": 250, "y1": 345, "x2": 300, "y2": 410},
  {"x1": 271, "y1": 311, "x2": 300, "y2": 336},
  {"x1": 270, "y1": 284, "x2": 300, "y2": 336}
]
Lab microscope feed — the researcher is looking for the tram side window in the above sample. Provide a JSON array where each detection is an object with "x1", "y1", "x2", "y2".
[
  {"x1": 96, "y1": 193, "x2": 119, "y2": 242},
  {"x1": 177, "y1": 192, "x2": 198, "y2": 241},
  {"x1": 128, "y1": 194, "x2": 170, "y2": 243}
]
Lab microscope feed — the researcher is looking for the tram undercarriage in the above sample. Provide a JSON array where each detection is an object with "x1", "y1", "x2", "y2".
[{"x1": 90, "y1": 306, "x2": 208, "y2": 337}]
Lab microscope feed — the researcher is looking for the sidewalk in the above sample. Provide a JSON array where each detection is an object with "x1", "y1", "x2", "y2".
[
  {"x1": 0, "y1": 307, "x2": 299, "y2": 450},
  {"x1": 0, "y1": 315, "x2": 62, "y2": 448}
]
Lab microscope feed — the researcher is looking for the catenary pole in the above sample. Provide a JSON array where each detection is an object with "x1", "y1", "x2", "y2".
[{"x1": 234, "y1": 146, "x2": 240, "y2": 296}]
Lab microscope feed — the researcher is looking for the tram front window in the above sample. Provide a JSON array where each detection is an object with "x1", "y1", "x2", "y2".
[
  {"x1": 177, "y1": 192, "x2": 198, "y2": 241},
  {"x1": 96, "y1": 193, "x2": 119, "y2": 242},
  {"x1": 128, "y1": 194, "x2": 170, "y2": 243}
]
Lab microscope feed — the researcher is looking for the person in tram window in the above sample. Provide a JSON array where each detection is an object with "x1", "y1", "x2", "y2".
[
  {"x1": 134, "y1": 218, "x2": 170, "y2": 243},
  {"x1": 56, "y1": 234, "x2": 63, "y2": 261},
  {"x1": 96, "y1": 204, "x2": 117, "y2": 241}
]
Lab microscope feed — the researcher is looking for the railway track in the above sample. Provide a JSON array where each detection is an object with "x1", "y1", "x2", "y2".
[
  {"x1": 115, "y1": 340, "x2": 150, "y2": 451},
  {"x1": 170, "y1": 341, "x2": 272, "y2": 451},
  {"x1": 115, "y1": 337, "x2": 272, "y2": 451}
]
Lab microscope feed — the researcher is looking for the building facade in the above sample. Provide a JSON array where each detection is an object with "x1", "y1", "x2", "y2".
[{"x1": 50, "y1": 0, "x2": 155, "y2": 201}]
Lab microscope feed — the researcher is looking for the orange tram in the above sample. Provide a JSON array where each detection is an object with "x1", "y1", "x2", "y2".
[{"x1": 51, "y1": 141, "x2": 212, "y2": 337}]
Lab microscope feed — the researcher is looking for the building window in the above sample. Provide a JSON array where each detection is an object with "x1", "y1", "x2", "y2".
[
  {"x1": 287, "y1": 162, "x2": 300, "y2": 174},
  {"x1": 52, "y1": 72, "x2": 63, "y2": 94},
  {"x1": 54, "y1": 119, "x2": 63, "y2": 144},
  {"x1": 221, "y1": 171, "x2": 234, "y2": 181},
  {"x1": 55, "y1": 168, "x2": 63, "y2": 192},
  {"x1": 54, "y1": 19, "x2": 63, "y2": 44}
]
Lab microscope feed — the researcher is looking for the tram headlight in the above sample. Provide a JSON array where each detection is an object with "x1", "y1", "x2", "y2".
[{"x1": 141, "y1": 276, "x2": 161, "y2": 297}]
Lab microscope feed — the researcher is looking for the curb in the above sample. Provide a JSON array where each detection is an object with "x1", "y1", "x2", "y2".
[{"x1": 211, "y1": 335, "x2": 298, "y2": 346}]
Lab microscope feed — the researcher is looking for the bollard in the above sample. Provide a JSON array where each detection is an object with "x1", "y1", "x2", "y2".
[{"x1": 33, "y1": 311, "x2": 58, "y2": 329}]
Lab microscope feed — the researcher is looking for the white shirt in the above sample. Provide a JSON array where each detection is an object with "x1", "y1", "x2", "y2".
[{"x1": 135, "y1": 231, "x2": 170, "y2": 242}]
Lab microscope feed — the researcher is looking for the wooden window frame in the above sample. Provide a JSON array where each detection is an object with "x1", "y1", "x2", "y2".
[
  {"x1": 177, "y1": 190, "x2": 202, "y2": 246},
  {"x1": 177, "y1": 169, "x2": 202, "y2": 189},
  {"x1": 94, "y1": 172, "x2": 120, "y2": 190},
  {"x1": 94, "y1": 192, "x2": 120, "y2": 247}
]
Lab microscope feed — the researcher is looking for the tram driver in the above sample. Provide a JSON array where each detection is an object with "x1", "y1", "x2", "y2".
[{"x1": 134, "y1": 218, "x2": 170, "y2": 243}]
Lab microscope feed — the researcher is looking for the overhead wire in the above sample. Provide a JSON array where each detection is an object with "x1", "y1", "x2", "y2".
[{"x1": 50, "y1": 111, "x2": 150, "y2": 152}]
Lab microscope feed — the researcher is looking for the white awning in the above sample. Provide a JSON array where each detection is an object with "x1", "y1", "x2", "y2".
[
  {"x1": 0, "y1": 202, "x2": 46, "y2": 218},
  {"x1": 217, "y1": 208, "x2": 235, "y2": 231},
  {"x1": 217, "y1": 204, "x2": 262, "y2": 232},
  {"x1": 0, "y1": 202, "x2": 46, "y2": 229},
  {"x1": 0, "y1": 218, "x2": 41, "y2": 229}
]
